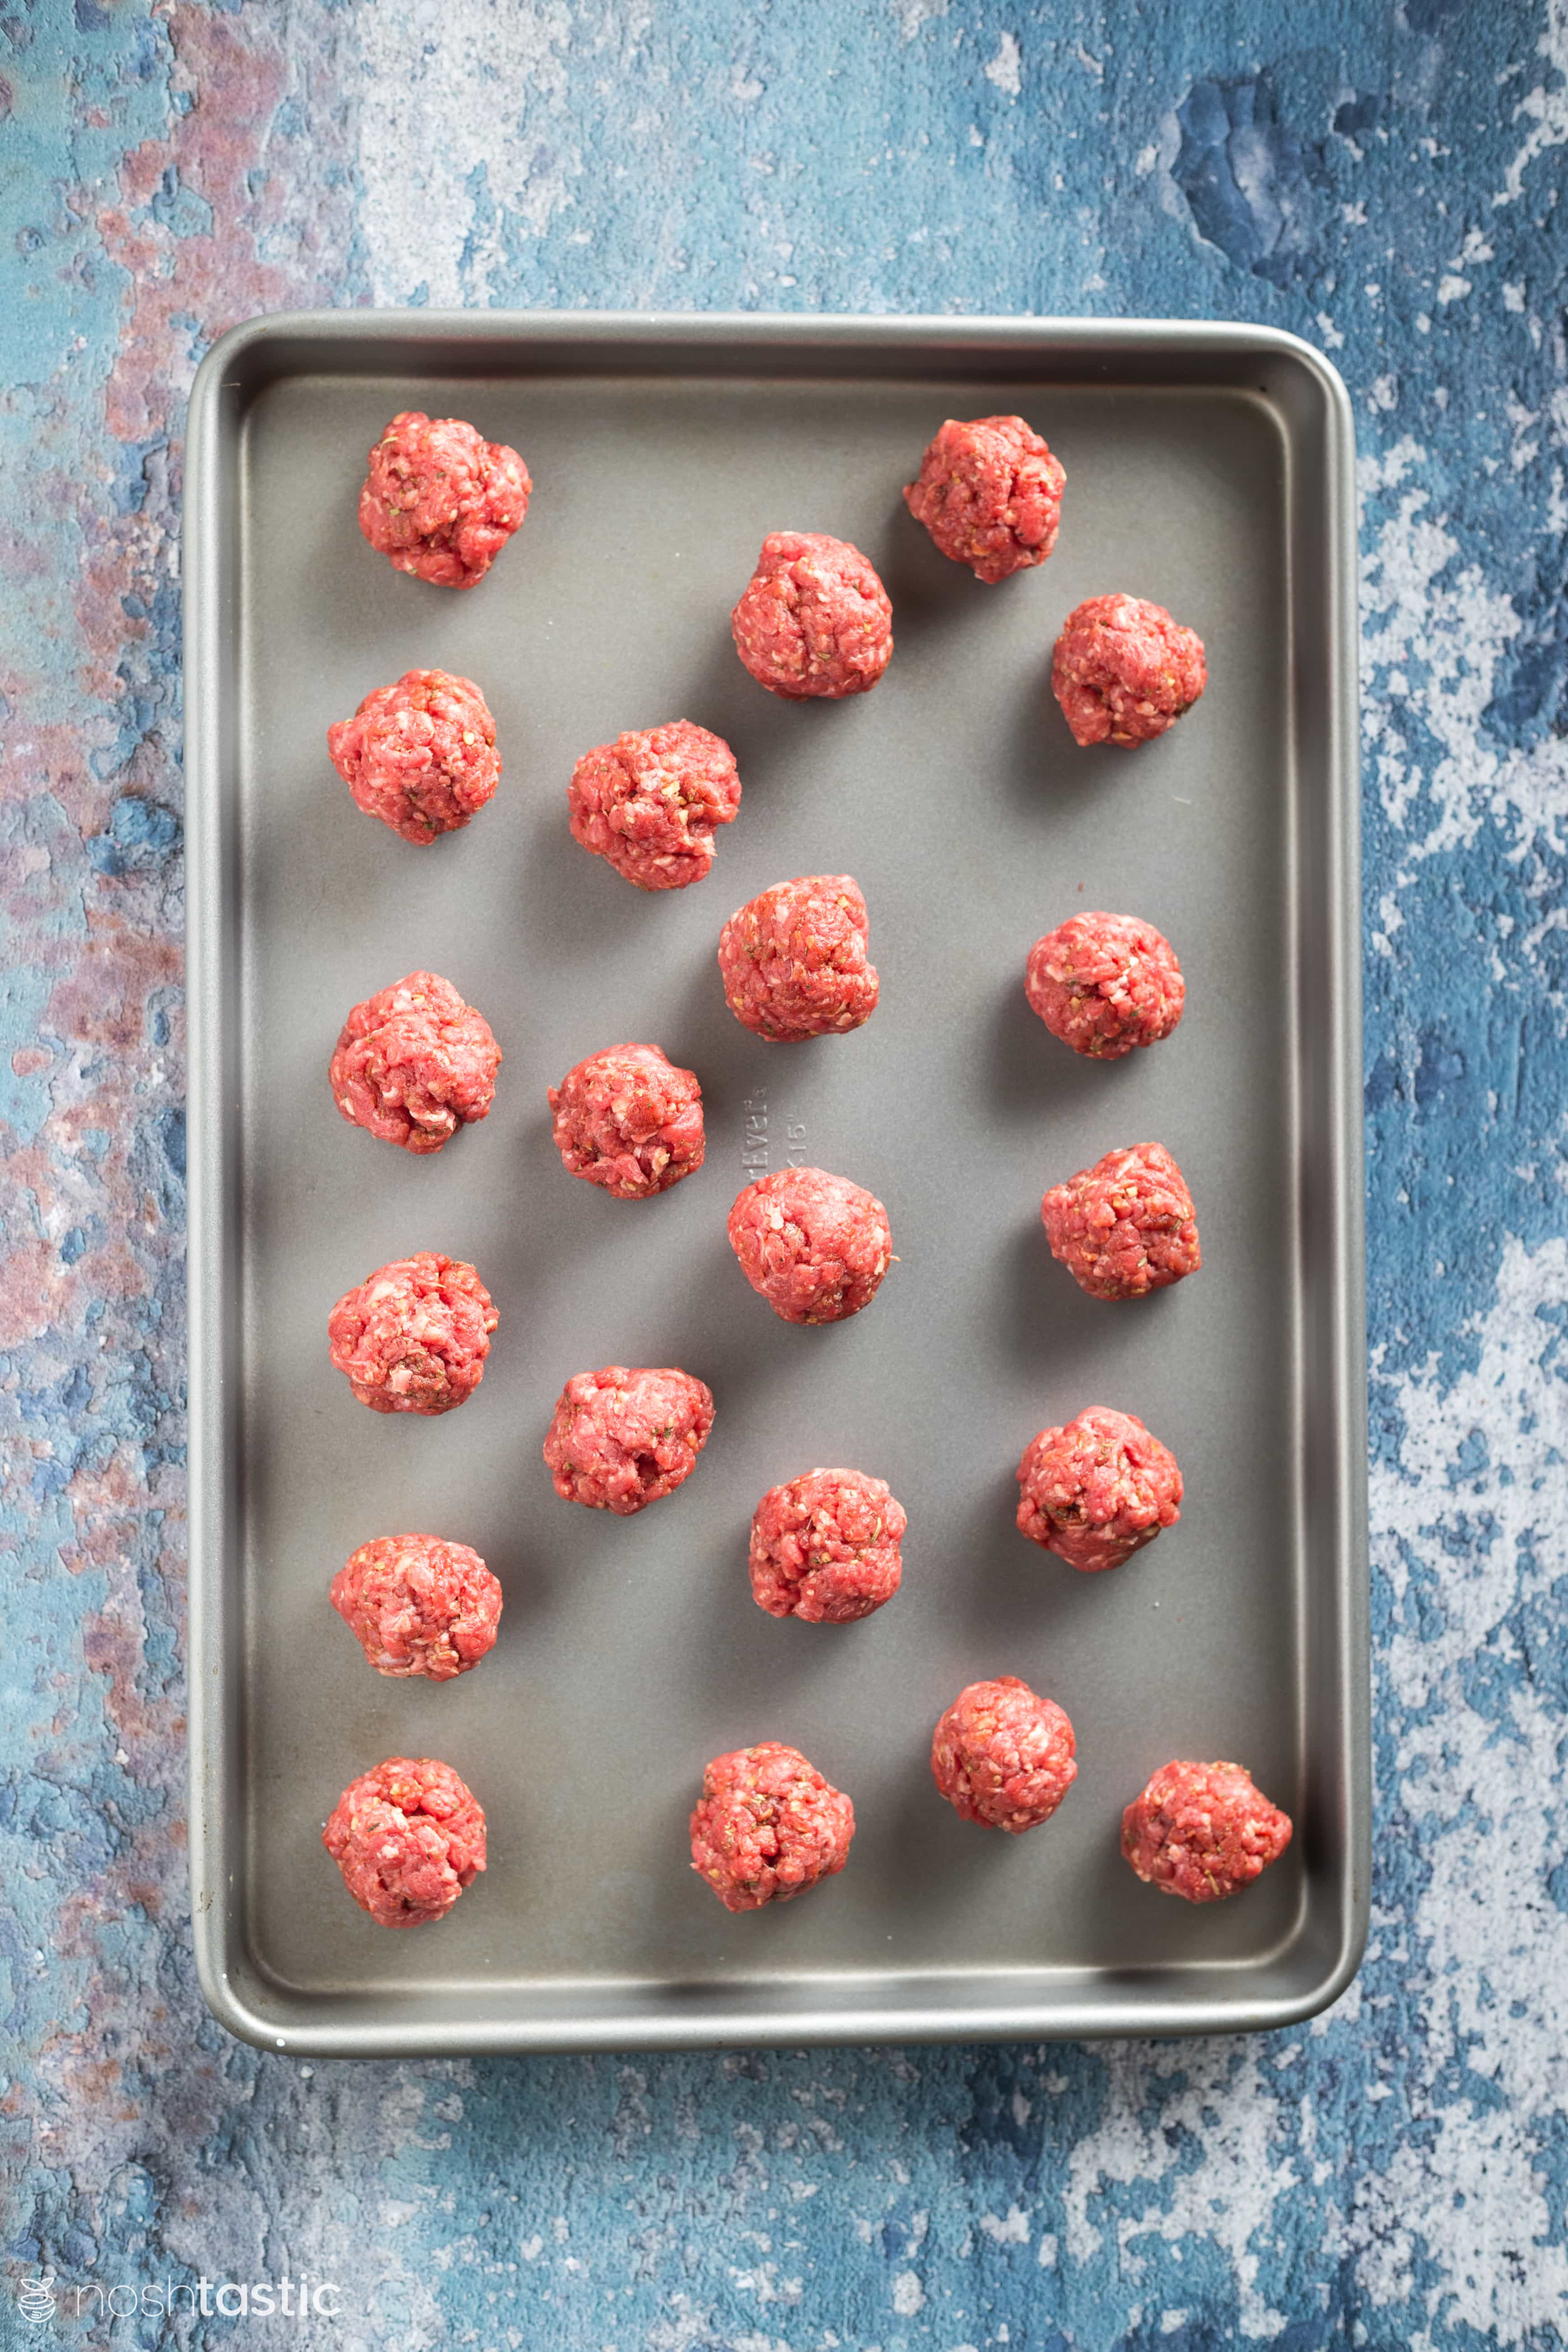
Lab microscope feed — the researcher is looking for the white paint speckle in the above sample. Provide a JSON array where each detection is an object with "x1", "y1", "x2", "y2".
[
  {"x1": 890, "y1": 2271, "x2": 925, "y2": 2315},
  {"x1": 1495, "y1": 0, "x2": 1568, "y2": 204},
  {"x1": 353, "y1": 0, "x2": 579, "y2": 304},
  {"x1": 1064, "y1": 2049, "x2": 1295, "y2": 2339},
  {"x1": 1358, "y1": 434, "x2": 1568, "y2": 878},
  {"x1": 978, "y1": 2205, "x2": 1030, "y2": 2246},
  {"x1": 1356, "y1": 1237, "x2": 1568, "y2": 2338},
  {"x1": 1450, "y1": 225, "x2": 1497, "y2": 268},
  {"x1": 983, "y1": 32, "x2": 1022, "y2": 98},
  {"x1": 890, "y1": 0, "x2": 948, "y2": 37}
]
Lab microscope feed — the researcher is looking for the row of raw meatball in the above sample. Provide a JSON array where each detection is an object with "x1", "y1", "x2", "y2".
[
  {"x1": 323, "y1": 1727, "x2": 1292, "y2": 1933},
  {"x1": 330, "y1": 896, "x2": 1186, "y2": 1179},
  {"x1": 325, "y1": 1104, "x2": 1199, "y2": 1434},
  {"x1": 328, "y1": 873, "x2": 883, "y2": 1168},
  {"x1": 340, "y1": 405, "x2": 1206, "y2": 866},
  {"x1": 329, "y1": 597, "x2": 1200, "y2": 871},
  {"x1": 359, "y1": 405, "x2": 1081, "y2": 598},
  {"x1": 328, "y1": 1395, "x2": 1184, "y2": 1694}
]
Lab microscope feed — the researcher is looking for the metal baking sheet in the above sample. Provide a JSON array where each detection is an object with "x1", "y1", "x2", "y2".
[{"x1": 185, "y1": 312, "x2": 1367, "y2": 2056}]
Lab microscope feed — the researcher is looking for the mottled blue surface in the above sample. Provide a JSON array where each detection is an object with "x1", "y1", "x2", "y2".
[{"x1": 4, "y1": 1, "x2": 1568, "y2": 2344}]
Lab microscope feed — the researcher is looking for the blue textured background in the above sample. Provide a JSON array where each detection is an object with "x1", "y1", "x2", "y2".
[{"x1": 4, "y1": 2, "x2": 1568, "y2": 2345}]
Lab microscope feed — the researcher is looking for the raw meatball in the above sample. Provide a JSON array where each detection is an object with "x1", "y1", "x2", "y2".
[
  {"x1": 689, "y1": 1741, "x2": 855, "y2": 1912},
  {"x1": 718, "y1": 874, "x2": 879, "y2": 1042},
  {"x1": 1025, "y1": 912, "x2": 1185, "y2": 1060},
  {"x1": 549, "y1": 1042, "x2": 704, "y2": 1199},
  {"x1": 543, "y1": 1365, "x2": 714, "y2": 1514},
  {"x1": 749, "y1": 1468, "x2": 906, "y2": 1623},
  {"x1": 731, "y1": 530, "x2": 893, "y2": 699},
  {"x1": 931, "y1": 1676, "x2": 1078, "y2": 1832},
  {"x1": 1121, "y1": 1759, "x2": 1293, "y2": 1903},
  {"x1": 567, "y1": 720, "x2": 741, "y2": 891},
  {"x1": 1041, "y1": 1142, "x2": 1201, "y2": 1301},
  {"x1": 328, "y1": 1252, "x2": 497, "y2": 1415},
  {"x1": 357, "y1": 410, "x2": 530, "y2": 589},
  {"x1": 323, "y1": 1755, "x2": 486, "y2": 1929},
  {"x1": 327, "y1": 669, "x2": 500, "y2": 845},
  {"x1": 728, "y1": 1166, "x2": 892, "y2": 1325},
  {"x1": 330, "y1": 1533, "x2": 503, "y2": 1679},
  {"x1": 1052, "y1": 593, "x2": 1207, "y2": 748},
  {"x1": 1016, "y1": 1407, "x2": 1182, "y2": 1573},
  {"x1": 903, "y1": 414, "x2": 1066, "y2": 583},
  {"x1": 330, "y1": 970, "x2": 501, "y2": 1154}
]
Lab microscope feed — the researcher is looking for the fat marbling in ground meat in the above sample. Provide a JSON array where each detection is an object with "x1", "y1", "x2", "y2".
[
  {"x1": 1121, "y1": 1759, "x2": 1293, "y2": 1902},
  {"x1": 543, "y1": 1365, "x2": 715, "y2": 1514},
  {"x1": 567, "y1": 720, "x2": 740, "y2": 890},
  {"x1": 930, "y1": 1676, "x2": 1078, "y2": 1832},
  {"x1": 731, "y1": 531, "x2": 893, "y2": 699},
  {"x1": 1016, "y1": 1406, "x2": 1183, "y2": 1573},
  {"x1": 327, "y1": 669, "x2": 501, "y2": 845},
  {"x1": 357, "y1": 410, "x2": 530, "y2": 589},
  {"x1": 689, "y1": 1741, "x2": 855, "y2": 1911},
  {"x1": 717, "y1": 874, "x2": 879, "y2": 1042},
  {"x1": 330, "y1": 970, "x2": 501, "y2": 1154},
  {"x1": 1025, "y1": 911, "x2": 1185, "y2": 1059},
  {"x1": 323, "y1": 1755, "x2": 487, "y2": 1928},
  {"x1": 331, "y1": 1533, "x2": 503, "y2": 1679},
  {"x1": 903, "y1": 414, "x2": 1066, "y2": 583},
  {"x1": 727, "y1": 1166, "x2": 892, "y2": 1324},
  {"x1": 749, "y1": 1468, "x2": 906, "y2": 1622},
  {"x1": 328, "y1": 1252, "x2": 497, "y2": 1414},
  {"x1": 1041, "y1": 1141, "x2": 1201, "y2": 1301},
  {"x1": 1052, "y1": 593, "x2": 1207, "y2": 747},
  {"x1": 549, "y1": 1042, "x2": 704, "y2": 1198}
]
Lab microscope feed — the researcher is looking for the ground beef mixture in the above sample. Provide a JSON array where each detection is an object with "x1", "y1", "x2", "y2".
[
  {"x1": 567, "y1": 720, "x2": 741, "y2": 891},
  {"x1": 330, "y1": 1533, "x2": 503, "y2": 1679},
  {"x1": 1052, "y1": 593, "x2": 1207, "y2": 747},
  {"x1": 327, "y1": 669, "x2": 501, "y2": 845},
  {"x1": 549, "y1": 1042, "x2": 704, "y2": 1199},
  {"x1": 689, "y1": 1742, "x2": 855, "y2": 1912},
  {"x1": 358, "y1": 410, "x2": 530, "y2": 589},
  {"x1": 1041, "y1": 1142, "x2": 1201, "y2": 1301},
  {"x1": 1121, "y1": 1759, "x2": 1293, "y2": 1903},
  {"x1": 1025, "y1": 912, "x2": 1185, "y2": 1059},
  {"x1": 749, "y1": 1468, "x2": 906, "y2": 1623},
  {"x1": 543, "y1": 1365, "x2": 714, "y2": 1514},
  {"x1": 930, "y1": 1676, "x2": 1078, "y2": 1832},
  {"x1": 728, "y1": 1166, "x2": 892, "y2": 1324},
  {"x1": 323, "y1": 1755, "x2": 487, "y2": 1929},
  {"x1": 1016, "y1": 1406, "x2": 1183, "y2": 1573},
  {"x1": 717, "y1": 875, "x2": 879, "y2": 1042},
  {"x1": 330, "y1": 970, "x2": 501, "y2": 1154},
  {"x1": 903, "y1": 414, "x2": 1066, "y2": 583},
  {"x1": 731, "y1": 531, "x2": 893, "y2": 699},
  {"x1": 328, "y1": 1252, "x2": 497, "y2": 1414}
]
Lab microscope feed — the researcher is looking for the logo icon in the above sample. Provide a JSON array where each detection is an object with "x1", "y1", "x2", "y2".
[{"x1": 17, "y1": 2271, "x2": 56, "y2": 2326}]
